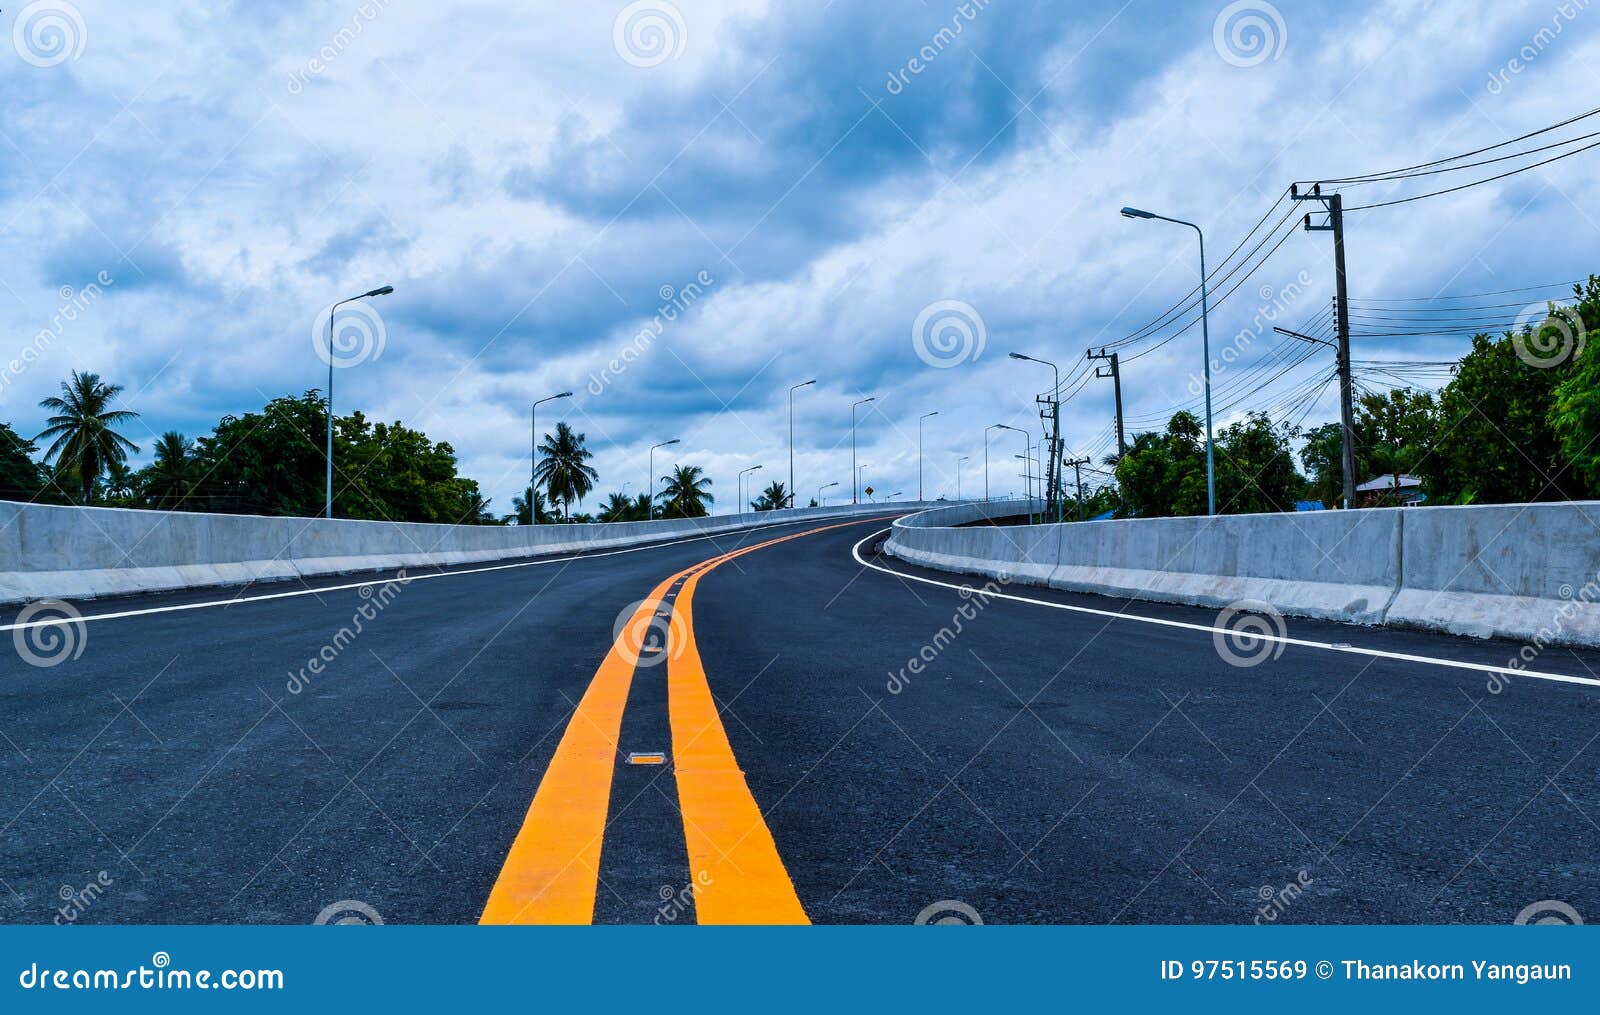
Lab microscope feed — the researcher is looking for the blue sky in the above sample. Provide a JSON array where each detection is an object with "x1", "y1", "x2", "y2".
[{"x1": 2, "y1": 1, "x2": 1598, "y2": 514}]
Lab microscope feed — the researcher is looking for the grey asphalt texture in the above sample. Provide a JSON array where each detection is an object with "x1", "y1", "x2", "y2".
[{"x1": 3, "y1": 514, "x2": 1598, "y2": 925}]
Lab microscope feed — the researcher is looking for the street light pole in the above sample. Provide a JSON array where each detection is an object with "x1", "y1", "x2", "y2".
[
  {"x1": 1009, "y1": 352, "x2": 1062, "y2": 522},
  {"x1": 917, "y1": 410, "x2": 939, "y2": 502},
  {"x1": 323, "y1": 284, "x2": 393, "y2": 519},
  {"x1": 1121, "y1": 206, "x2": 1214, "y2": 514},
  {"x1": 818, "y1": 481, "x2": 838, "y2": 506},
  {"x1": 956, "y1": 456, "x2": 969, "y2": 500},
  {"x1": 738, "y1": 464, "x2": 763, "y2": 512},
  {"x1": 983, "y1": 424, "x2": 1005, "y2": 502},
  {"x1": 530, "y1": 390, "x2": 573, "y2": 526},
  {"x1": 996, "y1": 423, "x2": 1029, "y2": 520},
  {"x1": 851, "y1": 396, "x2": 875, "y2": 504},
  {"x1": 648, "y1": 438, "x2": 680, "y2": 520},
  {"x1": 789, "y1": 379, "x2": 815, "y2": 510}
]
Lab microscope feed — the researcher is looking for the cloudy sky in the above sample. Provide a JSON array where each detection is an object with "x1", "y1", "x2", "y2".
[{"x1": 2, "y1": 0, "x2": 1597, "y2": 515}]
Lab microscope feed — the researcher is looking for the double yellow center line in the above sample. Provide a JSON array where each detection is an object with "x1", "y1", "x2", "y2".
[{"x1": 480, "y1": 518, "x2": 880, "y2": 924}]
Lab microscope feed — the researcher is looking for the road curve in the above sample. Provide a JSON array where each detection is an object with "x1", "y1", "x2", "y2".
[{"x1": 2, "y1": 514, "x2": 1597, "y2": 925}]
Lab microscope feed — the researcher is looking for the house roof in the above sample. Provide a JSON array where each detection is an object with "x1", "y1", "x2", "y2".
[{"x1": 1357, "y1": 473, "x2": 1423, "y2": 492}]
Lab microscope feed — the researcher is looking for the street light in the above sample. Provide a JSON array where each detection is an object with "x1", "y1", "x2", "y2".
[
  {"x1": 1122, "y1": 205, "x2": 1215, "y2": 515},
  {"x1": 648, "y1": 439, "x2": 680, "y2": 520},
  {"x1": 983, "y1": 423, "x2": 1009, "y2": 501},
  {"x1": 738, "y1": 464, "x2": 763, "y2": 512},
  {"x1": 956, "y1": 456, "x2": 969, "y2": 500},
  {"x1": 857, "y1": 463, "x2": 868, "y2": 501},
  {"x1": 851, "y1": 396, "x2": 875, "y2": 504},
  {"x1": 1010, "y1": 351, "x2": 1063, "y2": 523},
  {"x1": 818, "y1": 481, "x2": 839, "y2": 506},
  {"x1": 886, "y1": 491, "x2": 903, "y2": 501},
  {"x1": 530, "y1": 390, "x2": 573, "y2": 526},
  {"x1": 917, "y1": 410, "x2": 939, "y2": 502},
  {"x1": 995, "y1": 423, "x2": 1029, "y2": 520},
  {"x1": 323, "y1": 284, "x2": 394, "y2": 518},
  {"x1": 789, "y1": 379, "x2": 815, "y2": 509}
]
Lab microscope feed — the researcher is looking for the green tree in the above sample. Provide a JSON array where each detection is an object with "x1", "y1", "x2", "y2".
[
  {"x1": 34, "y1": 370, "x2": 141, "y2": 503},
  {"x1": 140, "y1": 431, "x2": 198, "y2": 509},
  {"x1": 657, "y1": 463, "x2": 713, "y2": 518},
  {"x1": 1212, "y1": 412, "x2": 1305, "y2": 514},
  {"x1": 507, "y1": 486, "x2": 557, "y2": 525},
  {"x1": 1547, "y1": 277, "x2": 1600, "y2": 493},
  {"x1": 193, "y1": 390, "x2": 491, "y2": 521},
  {"x1": 752, "y1": 480, "x2": 789, "y2": 511},
  {"x1": 1115, "y1": 411, "x2": 1208, "y2": 517},
  {"x1": 534, "y1": 422, "x2": 598, "y2": 520},
  {"x1": 0, "y1": 422, "x2": 46, "y2": 502},
  {"x1": 598, "y1": 491, "x2": 645, "y2": 522},
  {"x1": 1422, "y1": 331, "x2": 1579, "y2": 504},
  {"x1": 1299, "y1": 422, "x2": 1344, "y2": 508}
]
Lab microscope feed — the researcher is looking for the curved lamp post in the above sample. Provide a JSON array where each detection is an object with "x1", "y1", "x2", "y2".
[
  {"x1": 1122, "y1": 205, "x2": 1214, "y2": 515},
  {"x1": 324, "y1": 284, "x2": 393, "y2": 518}
]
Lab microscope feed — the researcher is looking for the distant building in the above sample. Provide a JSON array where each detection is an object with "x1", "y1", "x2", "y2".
[{"x1": 1357, "y1": 473, "x2": 1426, "y2": 506}]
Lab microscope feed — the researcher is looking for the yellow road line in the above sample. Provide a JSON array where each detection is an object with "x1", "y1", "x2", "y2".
[
  {"x1": 666, "y1": 517, "x2": 890, "y2": 924},
  {"x1": 479, "y1": 516, "x2": 892, "y2": 925},
  {"x1": 478, "y1": 579, "x2": 674, "y2": 925}
]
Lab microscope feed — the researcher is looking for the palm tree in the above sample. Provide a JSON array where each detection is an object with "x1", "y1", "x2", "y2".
[
  {"x1": 141, "y1": 431, "x2": 195, "y2": 509},
  {"x1": 598, "y1": 491, "x2": 636, "y2": 522},
  {"x1": 102, "y1": 458, "x2": 136, "y2": 501},
  {"x1": 506, "y1": 486, "x2": 554, "y2": 525},
  {"x1": 656, "y1": 463, "x2": 714, "y2": 518},
  {"x1": 35, "y1": 371, "x2": 140, "y2": 503},
  {"x1": 752, "y1": 480, "x2": 790, "y2": 511},
  {"x1": 534, "y1": 422, "x2": 598, "y2": 520}
]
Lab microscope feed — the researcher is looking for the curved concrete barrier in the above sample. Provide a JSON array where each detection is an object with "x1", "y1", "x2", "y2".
[
  {"x1": 884, "y1": 500, "x2": 1600, "y2": 648},
  {"x1": 0, "y1": 500, "x2": 930, "y2": 604}
]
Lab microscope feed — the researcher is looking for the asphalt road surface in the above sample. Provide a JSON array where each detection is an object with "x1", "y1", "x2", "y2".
[{"x1": 3, "y1": 514, "x2": 1598, "y2": 925}]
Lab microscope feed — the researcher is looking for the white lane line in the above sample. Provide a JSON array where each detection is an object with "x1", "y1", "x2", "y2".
[
  {"x1": 851, "y1": 529, "x2": 1600, "y2": 692},
  {"x1": 0, "y1": 517, "x2": 871, "y2": 635}
]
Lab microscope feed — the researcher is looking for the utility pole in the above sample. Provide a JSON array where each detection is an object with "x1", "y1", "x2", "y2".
[
  {"x1": 1292, "y1": 184, "x2": 1356, "y2": 510},
  {"x1": 1086, "y1": 348, "x2": 1126, "y2": 460},
  {"x1": 1065, "y1": 456, "x2": 1090, "y2": 520}
]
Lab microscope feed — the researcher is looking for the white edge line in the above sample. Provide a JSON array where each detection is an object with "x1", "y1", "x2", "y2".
[
  {"x1": 850, "y1": 528, "x2": 1600, "y2": 693},
  {"x1": 0, "y1": 514, "x2": 894, "y2": 635}
]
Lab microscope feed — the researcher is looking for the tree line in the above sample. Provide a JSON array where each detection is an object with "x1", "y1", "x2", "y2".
[
  {"x1": 0, "y1": 380, "x2": 796, "y2": 524},
  {"x1": 1108, "y1": 275, "x2": 1600, "y2": 517}
]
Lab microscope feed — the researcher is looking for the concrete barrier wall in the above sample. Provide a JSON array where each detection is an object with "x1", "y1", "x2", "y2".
[
  {"x1": 884, "y1": 500, "x2": 1600, "y2": 647},
  {"x1": 0, "y1": 500, "x2": 929, "y2": 604}
]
